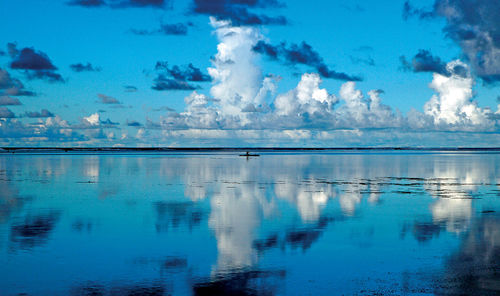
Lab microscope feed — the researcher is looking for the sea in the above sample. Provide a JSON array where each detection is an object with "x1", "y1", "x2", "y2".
[{"x1": 0, "y1": 149, "x2": 499, "y2": 295}]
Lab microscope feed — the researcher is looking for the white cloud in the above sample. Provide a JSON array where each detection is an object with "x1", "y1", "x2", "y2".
[
  {"x1": 274, "y1": 73, "x2": 337, "y2": 118},
  {"x1": 83, "y1": 113, "x2": 100, "y2": 126},
  {"x1": 423, "y1": 60, "x2": 494, "y2": 131}
]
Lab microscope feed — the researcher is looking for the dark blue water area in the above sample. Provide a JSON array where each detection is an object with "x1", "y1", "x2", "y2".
[{"x1": 0, "y1": 152, "x2": 499, "y2": 295}]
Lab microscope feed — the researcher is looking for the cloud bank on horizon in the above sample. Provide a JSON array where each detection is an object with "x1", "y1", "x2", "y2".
[{"x1": 0, "y1": 0, "x2": 500, "y2": 147}]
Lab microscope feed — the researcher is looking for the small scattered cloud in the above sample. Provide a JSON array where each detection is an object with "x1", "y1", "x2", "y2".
[
  {"x1": 24, "y1": 109, "x2": 55, "y2": 118},
  {"x1": 67, "y1": 0, "x2": 168, "y2": 9},
  {"x1": 400, "y1": 49, "x2": 448, "y2": 76},
  {"x1": 24, "y1": 70, "x2": 64, "y2": 82},
  {"x1": 152, "y1": 106, "x2": 175, "y2": 112},
  {"x1": 67, "y1": 0, "x2": 106, "y2": 7},
  {"x1": 0, "y1": 96, "x2": 22, "y2": 106},
  {"x1": 152, "y1": 75, "x2": 199, "y2": 91},
  {"x1": 151, "y1": 62, "x2": 210, "y2": 91},
  {"x1": 131, "y1": 23, "x2": 189, "y2": 36},
  {"x1": 82, "y1": 112, "x2": 119, "y2": 127},
  {"x1": 97, "y1": 93, "x2": 121, "y2": 104},
  {"x1": 126, "y1": 120, "x2": 142, "y2": 127},
  {"x1": 155, "y1": 62, "x2": 211, "y2": 82},
  {"x1": 124, "y1": 85, "x2": 138, "y2": 92},
  {"x1": 0, "y1": 68, "x2": 36, "y2": 96},
  {"x1": 402, "y1": 1, "x2": 435, "y2": 20},
  {"x1": 70, "y1": 62, "x2": 101, "y2": 72},
  {"x1": 253, "y1": 41, "x2": 362, "y2": 81},
  {"x1": 340, "y1": 3, "x2": 365, "y2": 12},
  {"x1": 0, "y1": 107, "x2": 15, "y2": 118},
  {"x1": 350, "y1": 56, "x2": 375, "y2": 66}
]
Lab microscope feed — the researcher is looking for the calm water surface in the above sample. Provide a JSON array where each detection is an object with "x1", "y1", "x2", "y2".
[{"x1": 0, "y1": 151, "x2": 499, "y2": 295}]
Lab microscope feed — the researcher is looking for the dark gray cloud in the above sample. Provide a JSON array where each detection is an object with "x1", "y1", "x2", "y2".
[
  {"x1": 402, "y1": 1, "x2": 435, "y2": 20},
  {"x1": 97, "y1": 93, "x2": 121, "y2": 104},
  {"x1": 10, "y1": 47, "x2": 56, "y2": 71},
  {"x1": 8, "y1": 44, "x2": 64, "y2": 83},
  {"x1": 152, "y1": 106, "x2": 175, "y2": 112},
  {"x1": 24, "y1": 109, "x2": 55, "y2": 118},
  {"x1": 0, "y1": 96, "x2": 22, "y2": 106},
  {"x1": 0, "y1": 68, "x2": 36, "y2": 96},
  {"x1": 404, "y1": 0, "x2": 500, "y2": 83},
  {"x1": 70, "y1": 62, "x2": 101, "y2": 72},
  {"x1": 131, "y1": 23, "x2": 189, "y2": 36},
  {"x1": 253, "y1": 41, "x2": 362, "y2": 81},
  {"x1": 155, "y1": 62, "x2": 211, "y2": 82},
  {"x1": 100, "y1": 118, "x2": 119, "y2": 125},
  {"x1": 400, "y1": 49, "x2": 448, "y2": 75},
  {"x1": 126, "y1": 120, "x2": 142, "y2": 127},
  {"x1": 151, "y1": 62, "x2": 210, "y2": 91},
  {"x1": 0, "y1": 107, "x2": 15, "y2": 118},
  {"x1": 67, "y1": 0, "x2": 106, "y2": 7},
  {"x1": 25, "y1": 70, "x2": 64, "y2": 83},
  {"x1": 152, "y1": 75, "x2": 199, "y2": 91},
  {"x1": 191, "y1": 0, "x2": 287, "y2": 26},
  {"x1": 68, "y1": 0, "x2": 168, "y2": 9}
]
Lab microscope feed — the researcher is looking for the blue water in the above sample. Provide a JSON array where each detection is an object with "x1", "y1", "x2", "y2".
[{"x1": 0, "y1": 151, "x2": 499, "y2": 295}]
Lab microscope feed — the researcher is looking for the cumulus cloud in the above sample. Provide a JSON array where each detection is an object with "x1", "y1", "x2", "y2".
[
  {"x1": 68, "y1": 0, "x2": 168, "y2": 9},
  {"x1": 151, "y1": 18, "x2": 497, "y2": 139},
  {"x1": 253, "y1": 41, "x2": 362, "y2": 81},
  {"x1": 191, "y1": 0, "x2": 287, "y2": 26},
  {"x1": 82, "y1": 112, "x2": 119, "y2": 127},
  {"x1": 273, "y1": 73, "x2": 338, "y2": 125},
  {"x1": 70, "y1": 63, "x2": 101, "y2": 72},
  {"x1": 404, "y1": 0, "x2": 500, "y2": 83},
  {"x1": 8, "y1": 44, "x2": 64, "y2": 82},
  {"x1": 422, "y1": 60, "x2": 493, "y2": 130}
]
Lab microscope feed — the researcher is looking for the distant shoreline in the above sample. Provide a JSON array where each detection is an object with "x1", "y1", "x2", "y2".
[{"x1": 1, "y1": 147, "x2": 500, "y2": 153}]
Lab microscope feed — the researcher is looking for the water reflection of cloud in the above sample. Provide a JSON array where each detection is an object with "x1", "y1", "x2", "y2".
[
  {"x1": 437, "y1": 215, "x2": 500, "y2": 295},
  {"x1": 71, "y1": 281, "x2": 167, "y2": 296},
  {"x1": 431, "y1": 198, "x2": 472, "y2": 233},
  {"x1": 9, "y1": 211, "x2": 61, "y2": 250},
  {"x1": 192, "y1": 269, "x2": 286, "y2": 296},
  {"x1": 154, "y1": 201, "x2": 205, "y2": 232}
]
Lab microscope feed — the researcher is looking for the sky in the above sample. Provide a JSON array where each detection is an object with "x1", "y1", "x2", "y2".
[{"x1": 0, "y1": 0, "x2": 500, "y2": 147}]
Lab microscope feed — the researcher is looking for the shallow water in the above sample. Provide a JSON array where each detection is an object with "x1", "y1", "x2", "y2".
[{"x1": 0, "y1": 151, "x2": 499, "y2": 295}]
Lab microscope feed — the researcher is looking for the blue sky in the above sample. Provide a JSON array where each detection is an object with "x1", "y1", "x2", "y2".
[{"x1": 0, "y1": 0, "x2": 500, "y2": 147}]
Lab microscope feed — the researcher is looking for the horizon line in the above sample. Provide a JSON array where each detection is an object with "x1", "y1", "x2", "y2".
[{"x1": 1, "y1": 147, "x2": 500, "y2": 151}]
